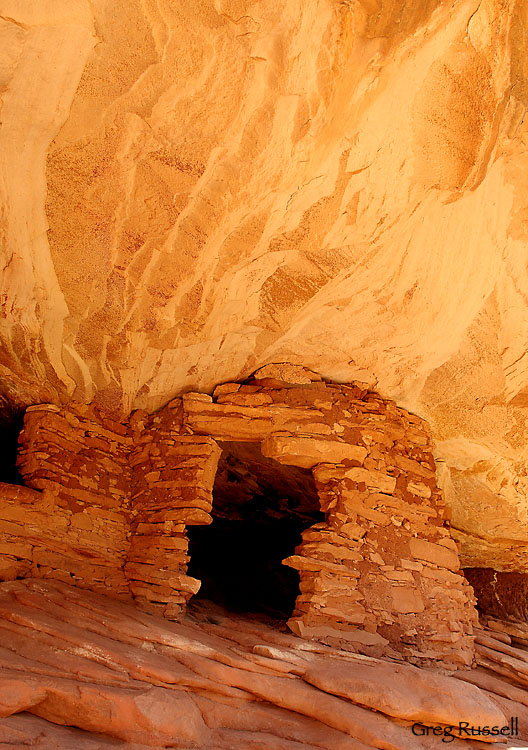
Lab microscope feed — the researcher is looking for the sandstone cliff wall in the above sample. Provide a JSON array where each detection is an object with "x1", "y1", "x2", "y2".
[{"x1": 1, "y1": 0, "x2": 528, "y2": 588}]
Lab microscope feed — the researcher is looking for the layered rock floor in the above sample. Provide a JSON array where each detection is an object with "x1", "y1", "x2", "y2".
[{"x1": 1, "y1": 580, "x2": 528, "y2": 749}]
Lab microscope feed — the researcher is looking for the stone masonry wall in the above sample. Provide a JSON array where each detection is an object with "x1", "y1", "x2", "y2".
[
  {"x1": 0, "y1": 364, "x2": 478, "y2": 667},
  {"x1": 181, "y1": 364, "x2": 477, "y2": 667},
  {"x1": 7, "y1": 404, "x2": 132, "y2": 596},
  {"x1": 125, "y1": 401, "x2": 221, "y2": 618},
  {"x1": 1, "y1": 401, "x2": 221, "y2": 617},
  {"x1": 287, "y1": 418, "x2": 475, "y2": 667}
]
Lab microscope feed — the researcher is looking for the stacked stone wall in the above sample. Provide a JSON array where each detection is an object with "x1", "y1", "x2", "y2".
[
  {"x1": 0, "y1": 364, "x2": 478, "y2": 667},
  {"x1": 286, "y1": 406, "x2": 476, "y2": 667},
  {"x1": 182, "y1": 365, "x2": 477, "y2": 667},
  {"x1": 2, "y1": 404, "x2": 132, "y2": 596},
  {"x1": 125, "y1": 401, "x2": 221, "y2": 617}
]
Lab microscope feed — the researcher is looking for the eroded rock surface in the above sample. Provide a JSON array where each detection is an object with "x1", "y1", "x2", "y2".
[
  {"x1": 1, "y1": 578, "x2": 527, "y2": 749},
  {"x1": 1, "y1": 2, "x2": 528, "y2": 569}
]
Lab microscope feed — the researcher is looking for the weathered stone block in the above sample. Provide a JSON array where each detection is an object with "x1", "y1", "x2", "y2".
[
  {"x1": 391, "y1": 587, "x2": 425, "y2": 614},
  {"x1": 409, "y1": 538, "x2": 460, "y2": 571},
  {"x1": 261, "y1": 435, "x2": 367, "y2": 469}
]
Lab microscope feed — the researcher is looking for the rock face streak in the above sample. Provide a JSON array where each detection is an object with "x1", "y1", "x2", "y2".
[{"x1": 1, "y1": 1, "x2": 528, "y2": 569}]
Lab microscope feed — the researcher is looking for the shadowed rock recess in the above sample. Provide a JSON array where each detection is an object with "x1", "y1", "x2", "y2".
[{"x1": 2, "y1": 0, "x2": 528, "y2": 746}]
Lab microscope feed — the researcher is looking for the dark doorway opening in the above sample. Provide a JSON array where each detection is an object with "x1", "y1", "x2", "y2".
[
  {"x1": 186, "y1": 442, "x2": 323, "y2": 619},
  {"x1": 464, "y1": 567, "x2": 528, "y2": 623}
]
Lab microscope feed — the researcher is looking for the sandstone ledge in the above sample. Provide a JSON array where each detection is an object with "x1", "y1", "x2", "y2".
[{"x1": 1, "y1": 579, "x2": 527, "y2": 750}]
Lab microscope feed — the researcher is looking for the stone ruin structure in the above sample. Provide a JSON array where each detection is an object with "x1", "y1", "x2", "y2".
[{"x1": 0, "y1": 364, "x2": 477, "y2": 669}]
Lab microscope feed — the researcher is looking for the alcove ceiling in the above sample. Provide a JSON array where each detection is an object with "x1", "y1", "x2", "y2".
[{"x1": 1, "y1": 0, "x2": 528, "y2": 566}]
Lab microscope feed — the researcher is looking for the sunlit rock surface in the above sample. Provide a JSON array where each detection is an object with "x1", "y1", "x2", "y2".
[
  {"x1": 2, "y1": 578, "x2": 527, "y2": 749},
  {"x1": 1, "y1": 0, "x2": 528, "y2": 567}
]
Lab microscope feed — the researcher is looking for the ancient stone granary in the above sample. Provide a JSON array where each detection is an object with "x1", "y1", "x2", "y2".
[{"x1": 0, "y1": 364, "x2": 477, "y2": 668}]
